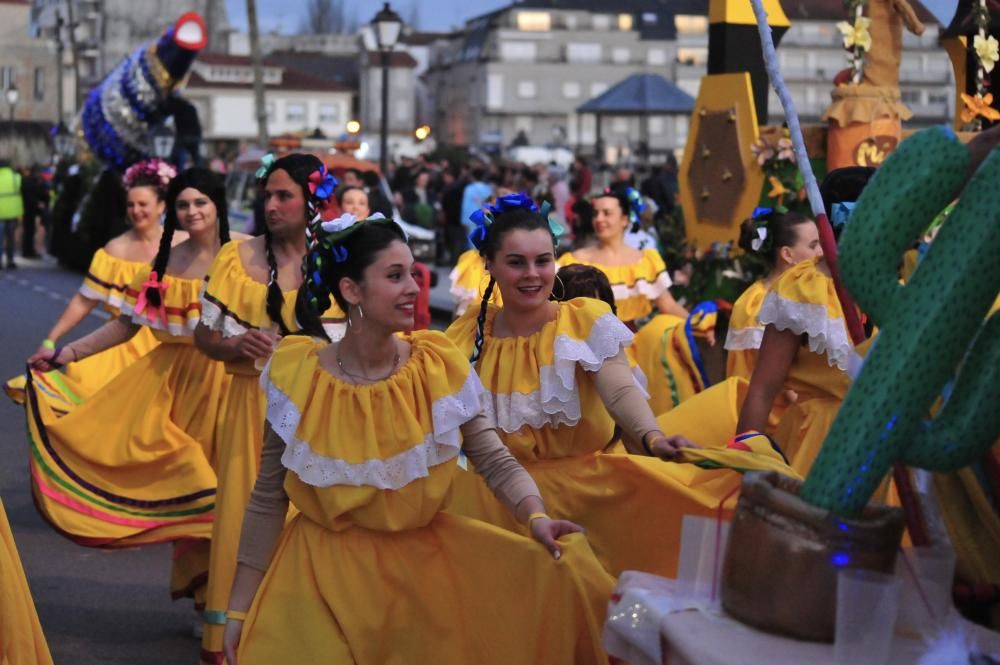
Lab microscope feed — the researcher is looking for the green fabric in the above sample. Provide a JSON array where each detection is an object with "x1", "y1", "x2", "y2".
[{"x1": 0, "y1": 167, "x2": 23, "y2": 219}]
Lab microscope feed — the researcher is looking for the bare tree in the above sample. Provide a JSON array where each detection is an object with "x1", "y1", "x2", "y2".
[
  {"x1": 405, "y1": 0, "x2": 420, "y2": 31},
  {"x1": 246, "y1": 0, "x2": 268, "y2": 148},
  {"x1": 300, "y1": 0, "x2": 350, "y2": 34}
]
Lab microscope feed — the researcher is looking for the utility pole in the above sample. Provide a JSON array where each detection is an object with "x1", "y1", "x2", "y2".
[
  {"x1": 246, "y1": 0, "x2": 269, "y2": 149},
  {"x1": 55, "y1": 10, "x2": 65, "y2": 124}
]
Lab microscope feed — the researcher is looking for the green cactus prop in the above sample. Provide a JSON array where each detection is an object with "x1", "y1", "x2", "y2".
[{"x1": 800, "y1": 127, "x2": 1000, "y2": 517}]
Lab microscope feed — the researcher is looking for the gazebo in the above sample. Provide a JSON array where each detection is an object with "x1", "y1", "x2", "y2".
[{"x1": 577, "y1": 73, "x2": 696, "y2": 160}]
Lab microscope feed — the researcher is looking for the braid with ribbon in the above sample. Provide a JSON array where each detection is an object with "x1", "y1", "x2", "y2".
[{"x1": 467, "y1": 193, "x2": 565, "y2": 364}]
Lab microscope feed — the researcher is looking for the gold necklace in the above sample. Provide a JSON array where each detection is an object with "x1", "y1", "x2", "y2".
[{"x1": 336, "y1": 342, "x2": 400, "y2": 383}]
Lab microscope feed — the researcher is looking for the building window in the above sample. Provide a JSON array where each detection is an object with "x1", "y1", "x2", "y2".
[
  {"x1": 618, "y1": 13, "x2": 633, "y2": 31},
  {"x1": 592, "y1": 14, "x2": 611, "y2": 30},
  {"x1": 590, "y1": 82, "x2": 608, "y2": 97},
  {"x1": 286, "y1": 102, "x2": 306, "y2": 124},
  {"x1": 647, "y1": 49, "x2": 667, "y2": 66},
  {"x1": 487, "y1": 74, "x2": 504, "y2": 109},
  {"x1": 901, "y1": 90, "x2": 921, "y2": 104},
  {"x1": 516, "y1": 11, "x2": 550, "y2": 32},
  {"x1": 928, "y1": 93, "x2": 948, "y2": 105},
  {"x1": 0, "y1": 67, "x2": 14, "y2": 91},
  {"x1": 612, "y1": 47, "x2": 630, "y2": 64},
  {"x1": 562, "y1": 81, "x2": 581, "y2": 99},
  {"x1": 319, "y1": 103, "x2": 339, "y2": 124},
  {"x1": 677, "y1": 48, "x2": 707, "y2": 65},
  {"x1": 674, "y1": 15, "x2": 708, "y2": 34},
  {"x1": 567, "y1": 43, "x2": 602, "y2": 64},
  {"x1": 500, "y1": 41, "x2": 537, "y2": 62},
  {"x1": 517, "y1": 80, "x2": 537, "y2": 98},
  {"x1": 514, "y1": 115, "x2": 533, "y2": 132},
  {"x1": 642, "y1": 12, "x2": 658, "y2": 25},
  {"x1": 33, "y1": 68, "x2": 44, "y2": 101},
  {"x1": 612, "y1": 117, "x2": 628, "y2": 133},
  {"x1": 648, "y1": 116, "x2": 665, "y2": 134}
]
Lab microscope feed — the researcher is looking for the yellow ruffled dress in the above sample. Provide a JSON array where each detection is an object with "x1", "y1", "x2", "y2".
[
  {"x1": 4, "y1": 249, "x2": 160, "y2": 406},
  {"x1": 24, "y1": 267, "x2": 232, "y2": 605},
  {"x1": 0, "y1": 498, "x2": 53, "y2": 665},
  {"x1": 197, "y1": 241, "x2": 345, "y2": 663},
  {"x1": 756, "y1": 257, "x2": 854, "y2": 474},
  {"x1": 448, "y1": 248, "x2": 501, "y2": 316},
  {"x1": 237, "y1": 332, "x2": 613, "y2": 665},
  {"x1": 445, "y1": 298, "x2": 747, "y2": 579},
  {"x1": 557, "y1": 248, "x2": 671, "y2": 325}
]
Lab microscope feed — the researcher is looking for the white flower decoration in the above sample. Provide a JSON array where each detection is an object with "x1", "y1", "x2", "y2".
[{"x1": 320, "y1": 213, "x2": 357, "y2": 234}]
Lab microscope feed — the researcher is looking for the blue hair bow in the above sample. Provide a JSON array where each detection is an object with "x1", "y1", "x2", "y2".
[
  {"x1": 830, "y1": 201, "x2": 856, "y2": 232},
  {"x1": 255, "y1": 153, "x2": 276, "y2": 179}
]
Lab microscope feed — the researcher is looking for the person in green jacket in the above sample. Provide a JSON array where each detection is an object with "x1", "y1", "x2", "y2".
[{"x1": 0, "y1": 159, "x2": 24, "y2": 269}]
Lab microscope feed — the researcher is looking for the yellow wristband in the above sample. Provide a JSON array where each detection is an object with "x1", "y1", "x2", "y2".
[
  {"x1": 225, "y1": 610, "x2": 249, "y2": 622},
  {"x1": 41, "y1": 339, "x2": 55, "y2": 350},
  {"x1": 527, "y1": 512, "x2": 550, "y2": 525}
]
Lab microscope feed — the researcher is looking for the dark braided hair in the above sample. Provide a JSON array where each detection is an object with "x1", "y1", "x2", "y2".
[
  {"x1": 257, "y1": 153, "x2": 331, "y2": 336},
  {"x1": 738, "y1": 208, "x2": 813, "y2": 267},
  {"x1": 468, "y1": 196, "x2": 558, "y2": 364},
  {"x1": 594, "y1": 182, "x2": 645, "y2": 233},
  {"x1": 147, "y1": 168, "x2": 230, "y2": 308},
  {"x1": 295, "y1": 218, "x2": 407, "y2": 341}
]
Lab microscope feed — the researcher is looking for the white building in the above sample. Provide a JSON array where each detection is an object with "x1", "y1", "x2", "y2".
[{"x1": 184, "y1": 54, "x2": 352, "y2": 143}]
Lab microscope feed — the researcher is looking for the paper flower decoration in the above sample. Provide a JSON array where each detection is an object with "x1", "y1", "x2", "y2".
[
  {"x1": 837, "y1": 16, "x2": 872, "y2": 52},
  {"x1": 776, "y1": 137, "x2": 795, "y2": 162},
  {"x1": 767, "y1": 176, "x2": 789, "y2": 202},
  {"x1": 751, "y1": 139, "x2": 775, "y2": 166},
  {"x1": 960, "y1": 92, "x2": 1000, "y2": 124},
  {"x1": 974, "y1": 34, "x2": 999, "y2": 74}
]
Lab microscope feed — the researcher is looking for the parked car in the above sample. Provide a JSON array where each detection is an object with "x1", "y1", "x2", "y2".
[{"x1": 225, "y1": 150, "x2": 436, "y2": 264}]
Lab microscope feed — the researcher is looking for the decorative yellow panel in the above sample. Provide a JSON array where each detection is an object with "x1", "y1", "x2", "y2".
[
  {"x1": 680, "y1": 72, "x2": 764, "y2": 251},
  {"x1": 709, "y1": 0, "x2": 789, "y2": 27}
]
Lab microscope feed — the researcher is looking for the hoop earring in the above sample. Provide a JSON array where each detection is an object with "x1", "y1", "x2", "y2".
[
  {"x1": 551, "y1": 274, "x2": 567, "y2": 301},
  {"x1": 358, "y1": 304, "x2": 364, "y2": 320}
]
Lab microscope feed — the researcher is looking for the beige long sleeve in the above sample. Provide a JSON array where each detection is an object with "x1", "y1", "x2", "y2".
[
  {"x1": 592, "y1": 349, "x2": 662, "y2": 449},
  {"x1": 236, "y1": 414, "x2": 542, "y2": 571},
  {"x1": 236, "y1": 424, "x2": 289, "y2": 572},
  {"x1": 461, "y1": 412, "x2": 541, "y2": 513}
]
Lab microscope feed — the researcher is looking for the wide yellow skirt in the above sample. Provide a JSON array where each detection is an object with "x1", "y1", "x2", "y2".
[
  {"x1": 4, "y1": 326, "x2": 159, "y2": 406},
  {"x1": 773, "y1": 395, "x2": 840, "y2": 475},
  {"x1": 448, "y1": 451, "x2": 741, "y2": 579},
  {"x1": 0, "y1": 499, "x2": 53, "y2": 665},
  {"x1": 25, "y1": 342, "x2": 228, "y2": 602},
  {"x1": 239, "y1": 511, "x2": 614, "y2": 665},
  {"x1": 201, "y1": 372, "x2": 267, "y2": 662}
]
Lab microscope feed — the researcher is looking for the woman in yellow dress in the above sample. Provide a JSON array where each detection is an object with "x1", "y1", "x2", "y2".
[
  {"x1": 194, "y1": 154, "x2": 345, "y2": 663},
  {"x1": 5, "y1": 159, "x2": 182, "y2": 405},
  {"x1": 223, "y1": 217, "x2": 614, "y2": 665},
  {"x1": 726, "y1": 207, "x2": 822, "y2": 431},
  {"x1": 25, "y1": 168, "x2": 239, "y2": 615},
  {"x1": 557, "y1": 183, "x2": 687, "y2": 327},
  {"x1": 444, "y1": 194, "x2": 779, "y2": 580},
  {"x1": 0, "y1": 498, "x2": 53, "y2": 665}
]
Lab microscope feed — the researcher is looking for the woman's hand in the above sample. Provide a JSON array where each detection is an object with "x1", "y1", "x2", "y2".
[
  {"x1": 649, "y1": 434, "x2": 699, "y2": 460},
  {"x1": 529, "y1": 516, "x2": 584, "y2": 560},
  {"x1": 28, "y1": 347, "x2": 73, "y2": 372},
  {"x1": 223, "y1": 619, "x2": 243, "y2": 665},
  {"x1": 234, "y1": 329, "x2": 278, "y2": 361}
]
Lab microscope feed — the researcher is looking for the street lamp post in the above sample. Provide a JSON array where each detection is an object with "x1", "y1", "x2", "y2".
[
  {"x1": 371, "y1": 3, "x2": 402, "y2": 175},
  {"x1": 52, "y1": 122, "x2": 74, "y2": 160},
  {"x1": 5, "y1": 83, "x2": 18, "y2": 124}
]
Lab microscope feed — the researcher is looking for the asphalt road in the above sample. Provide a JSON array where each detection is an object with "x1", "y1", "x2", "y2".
[{"x1": 0, "y1": 257, "x2": 455, "y2": 664}]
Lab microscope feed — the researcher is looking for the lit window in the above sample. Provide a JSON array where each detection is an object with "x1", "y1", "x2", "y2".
[
  {"x1": 618, "y1": 14, "x2": 633, "y2": 31},
  {"x1": 562, "y1": 81, "x2": 581, "y2": 99},
  {"x1": 566, "y1": 43, "x2": 602, "y2": 64},
  {"x1": 517, "y1": 11, "x2": 550, "y2": 32},
  {"x1": 319, "y1": 104, "x2": 339, "y2": 124},
  {"x1": 612, "y1": 47, "x2": 630, "y2": 64},
  {"x1": 647, "y1": 49, "x2": 667, "y2": 66},
  {"x1": 676, "y1": 48, "x2": 707, "y2": 66},
  {"x1": 674, "y1": 15, "x2": 708, "y2": 34},
  {"x1": 517, "y1": 80, "x2": 537, "y2": 98},
  {"x1": 286, "y1": 103, "x2": 306, "y2": 124}
]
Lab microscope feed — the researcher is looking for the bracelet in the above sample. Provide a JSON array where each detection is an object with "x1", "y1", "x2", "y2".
[
  {"x1": 225, "y1": 609, "x2": 249, "y2": 622},
  {"x1": 725, "y1": 430, "x2": 762, "y2": 452},
  {"x1": 527, "y1": 512, "x2": 550, "y2": 525},
  {"x1": 41, "y1": 339, "x2": 55, "y2": 350}
]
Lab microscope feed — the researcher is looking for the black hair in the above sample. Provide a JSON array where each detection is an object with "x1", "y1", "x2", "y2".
[
  {"x1": 295, "y1": 220, "x2": 408, "y2": 341},
  {"x1": 336, "y1": 185, "x2": 368, "y2": 207},
  {"x1": 594, "y1": 182, "x2": 640, "y2": 233},
  {"x1": 147, "y1": 168, "x2": 230, "y2": 308},
  {"x1": 259, "y1": 153, "x2": 326, "y2": 335},
  {"x1": 738, "y1": 210, "x2": 813, "y2": 267},
  {"x1": 470, "y1": 204, "x2": 557, "y2": 363},
  {"x1": 819, "y1": 167, "x2": 876, "y2": 240},
  {"x1": 556, "y1": 263, "x2": 617, "y2": 315}
]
